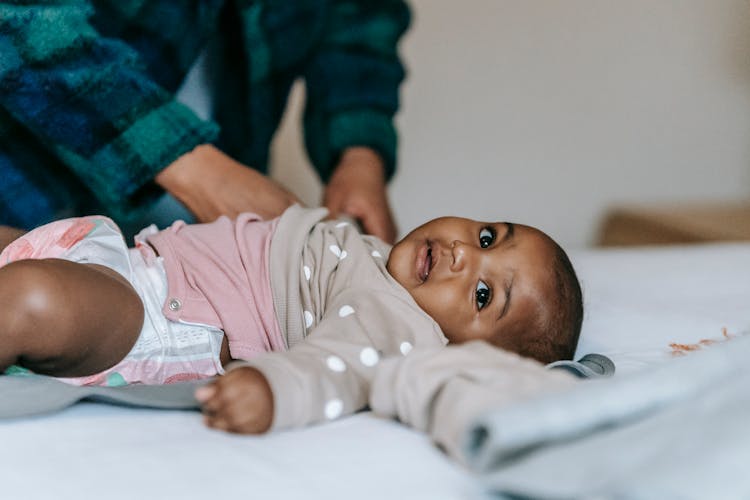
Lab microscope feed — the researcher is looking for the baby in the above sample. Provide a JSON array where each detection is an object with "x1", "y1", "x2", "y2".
[{"x1": 0, "y1": 205, "x2": 582, "y2": 433}]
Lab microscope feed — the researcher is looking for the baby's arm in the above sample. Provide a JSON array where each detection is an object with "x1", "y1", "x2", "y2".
[
  {"x1": 195, "y1": 288, "x2": 428, "y2": 433},
  {"x1": 369, "y1": 341, "x2": 577, "y2": 462},
  {"x1": 195, "y1": 367, "x2": 273, "y2": 433},
  {"x1": 195, "y1": 329, "x2": 373, "y2": 432}
]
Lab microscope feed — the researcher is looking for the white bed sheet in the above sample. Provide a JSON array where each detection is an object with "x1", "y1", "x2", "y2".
[
  {"x1": 1, "y1": 242, "x2": 748, "y2": 499},
  {"x1": 0, "y1": 406, "x2": 483, "y2": 500},
  {"x1": 573, "y1": 242, "x2": 750, "y2": 373}
]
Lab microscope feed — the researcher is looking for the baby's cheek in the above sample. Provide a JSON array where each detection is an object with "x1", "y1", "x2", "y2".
[{"x1": 413, "y1": 286, "x2": 464, "y2": 339}]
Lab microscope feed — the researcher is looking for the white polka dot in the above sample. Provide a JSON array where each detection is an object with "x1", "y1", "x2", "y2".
[
  {"x1": 326, "y1": 355, "x2": 346, "y2": 372},
  {"x1": 304, "y1": 310, "x2": 314, "y2": 328},
  {"x1": 303, "y1": 265, "x2": 311, "y2": 281},
  {"x1": 336, "y1": 221, "x2": 350, "y2": 228},
  {"x1": 400, "y1": 341, "x2": 413, "y2": 356},
  {"x1": 360, "y1": 347, "x2": 379, "y2": 367},
  {"x1": 338, "y1": 305, "x2": 355, "y2": 318},
  {"x1": 329, "y1": 244, "x2": 347, "y2": 260},
  {"x1": 371, "y1": 250, "x2": 382, "y2": 258},
  {"x1": 325, "y1": 399, "x2": 343, "y2": 420}
]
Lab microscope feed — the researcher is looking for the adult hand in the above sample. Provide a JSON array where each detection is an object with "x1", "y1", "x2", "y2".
[
  {"x1": 195, "y1": 366, "x2": 274, "y2": 434},
  {"x1": 155, "y1": 144, "x2": 300, "y2": 222},
  {"x1": 323, "y1": 147, "x2": 397, "y2": 244}
]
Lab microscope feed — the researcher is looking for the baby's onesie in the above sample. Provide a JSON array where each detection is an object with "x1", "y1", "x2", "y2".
[
  {"x1": 146, "y1": 212, "x2": 284, "y2": 359},
  {"x1": 236, "y1": 205, "x2": 448, "y2": 430}
]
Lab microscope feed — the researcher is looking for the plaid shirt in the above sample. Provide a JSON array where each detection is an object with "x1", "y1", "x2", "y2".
[{"x1": 0, "y1": 0, "x2": 409, "y2": 228}]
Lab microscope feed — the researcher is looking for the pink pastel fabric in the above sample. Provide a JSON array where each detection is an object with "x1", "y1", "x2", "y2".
[{"x1": 146, "y1": 213, "x2": 285, "y2": 360}]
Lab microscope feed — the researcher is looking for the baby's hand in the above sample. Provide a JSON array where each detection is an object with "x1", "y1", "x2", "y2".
[{"x1": 195, "y1": 367, "x2": 274, "y2": 434}]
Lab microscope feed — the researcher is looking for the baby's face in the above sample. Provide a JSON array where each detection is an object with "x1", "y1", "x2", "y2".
[{"x1": 386, "y1": 217, "x2": 557, "y2": 351}]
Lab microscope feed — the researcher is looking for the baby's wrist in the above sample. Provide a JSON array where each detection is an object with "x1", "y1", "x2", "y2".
[{"x1": 240, "y1": 366, "x2": 274, "y2": 432}]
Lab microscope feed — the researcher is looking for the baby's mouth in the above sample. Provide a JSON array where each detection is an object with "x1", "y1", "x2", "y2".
[{"x1": 419, "y1": 243, "x2": 434, "y2": 283}]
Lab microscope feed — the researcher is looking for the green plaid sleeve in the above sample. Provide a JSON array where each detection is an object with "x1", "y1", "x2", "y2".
[
  {"x1": 302, "y1": 0, "x2": 411, "y2": 183},
  {"x1": 0, "y1": 1, "x2": 218, "y2": 218}
]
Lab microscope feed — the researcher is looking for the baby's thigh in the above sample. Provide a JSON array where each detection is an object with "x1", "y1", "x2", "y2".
[
  {"x1": 0, "y1": 258, "x2": 144, "y2": 377},
  {"x1": 0, "y1": 217, "x2": 145, "y2": 377}
]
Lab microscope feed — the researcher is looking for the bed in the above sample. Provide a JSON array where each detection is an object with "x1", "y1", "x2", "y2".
[{"x1": 1, "y1": 242, "x2": 749, "y2": 499}]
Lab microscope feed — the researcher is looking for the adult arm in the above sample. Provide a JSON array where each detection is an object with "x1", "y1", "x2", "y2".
[
  {"x1": 0, "y1": 2, "x2": 296, "y2": 222},
  {"x1": 304, "y1": 0, "x2": 411, "y2": 242},
  {"x1": 323, "y1": 146, "x2": 396, "y2": 243},
  {"x1": 155, "y1": 144, "x2": 299, "y2": 222}
]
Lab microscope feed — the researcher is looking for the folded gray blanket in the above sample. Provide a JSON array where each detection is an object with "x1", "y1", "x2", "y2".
[
  {"x1": 466, "y1": 332, "x2": 750, "y2": 499},
  {"x1": 0, "y1": 375, "x2": 202, "y2": 418}
]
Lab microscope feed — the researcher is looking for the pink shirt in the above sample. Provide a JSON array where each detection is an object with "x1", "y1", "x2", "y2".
[{"x1": 145, "y1": 213, "x2": 285, "y2": 360}]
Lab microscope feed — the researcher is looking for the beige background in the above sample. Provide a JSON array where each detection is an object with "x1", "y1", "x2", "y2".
[{"x1": 181, "y1": 0, "x2": 750, "y2": 248}]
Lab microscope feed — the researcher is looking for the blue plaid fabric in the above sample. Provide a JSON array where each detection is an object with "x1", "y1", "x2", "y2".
[{"x1": 0, "y1": 0, "x2": 409, "y2": 228}]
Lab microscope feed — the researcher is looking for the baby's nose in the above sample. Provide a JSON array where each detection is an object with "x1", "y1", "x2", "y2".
[{"x1": 450, "y1": 240, "x2": 468, "y2": 271}]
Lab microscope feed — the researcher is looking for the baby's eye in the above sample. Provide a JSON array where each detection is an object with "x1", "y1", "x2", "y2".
[
  {"x1": 479, "y1": 227, "x2": 495, "y2": 248},
  {"x1": 476, "y1": 280, "x2": 491, "y2": 310}
]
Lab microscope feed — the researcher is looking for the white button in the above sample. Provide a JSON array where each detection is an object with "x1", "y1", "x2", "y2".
[
  {"x1": 304, "y1": 310, "x2": 314, "y2": 328},
  {"x1": 168, "y1": 298, "x2": 182, "y2": 311},
  {"x1": 371, "y1": 250, "x2": 382, "y2": 258}
]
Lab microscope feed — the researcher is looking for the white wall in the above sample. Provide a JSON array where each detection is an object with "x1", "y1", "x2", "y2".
[{"x1": 271, "y1": 0, "x2": 750, "y2": 248}]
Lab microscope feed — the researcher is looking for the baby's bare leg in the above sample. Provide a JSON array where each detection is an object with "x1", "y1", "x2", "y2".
[{"x1": 0, "y1": 258, "x2": 144, "y2": 377}]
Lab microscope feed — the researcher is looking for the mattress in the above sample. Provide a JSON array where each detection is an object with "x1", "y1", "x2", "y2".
[{"x1": 1, "y1": 242, "x2": 748, "y2": 499}]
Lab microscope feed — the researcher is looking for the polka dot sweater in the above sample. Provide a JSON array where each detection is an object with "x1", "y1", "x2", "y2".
[{"x1": 234, "y1": 205, "x2": 448, "y2": 430}]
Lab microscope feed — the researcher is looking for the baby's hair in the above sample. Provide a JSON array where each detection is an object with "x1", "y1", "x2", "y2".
[{"x1": 522, "y1": 241, "x2": 584, "y2": 364}]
